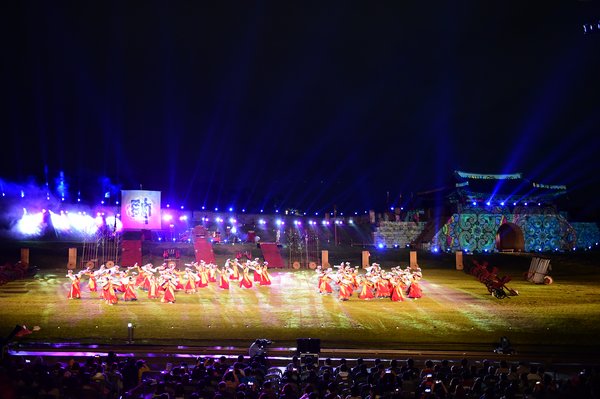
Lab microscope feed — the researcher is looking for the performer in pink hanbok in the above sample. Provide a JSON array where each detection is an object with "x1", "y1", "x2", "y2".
[
  {"x1": 83, "y1": 266, "x2": 98, "y2": 292},
  {"x1": 147, "y1": 274, "x2": 160, "y2": 299},
  {"x1": 161, "y1": 276, "x2": 176, "y2": 303},
  {"x1": 258, "y1": 262, "x2": 272, "y2": 286},
  {"x1": 390, "y1": 276, "x2": 406, "y2": 302},
  {"x1": 407, "y1": 275, "x2": 423, "y2": 299},
  {"x1": 101, "y1": 276, "x2": 119, "y2": 305},
  {"x1": 66, "y1": 270, "x2": 82, "y2": 299},
  {"x1": 218, "y1": 266, "x2": 231, "y2": 289},
  {"x1": 375, "y1": 275, "x2": 391, "y2": 298},
  {"x1": 253, "y1": 259, "x2": 261, "y2": 282},
  {"x1": 229, "y1": 259, "x2": 240, "y2": 280},
  {"x1": 317, "y1": 267, "x2": 334, "y2": 294},
  {"x1": 195, "y1": 262, "x2": 209, "y2": 288},
  {"x1": 337, "y1": 274, "x2": 353, "y2": 301},
  {"x1": 207, "y1": 264, "x2": 218, "y2": 283},
  {"x1": 122, "y1": 276, "x2": 138, "y2": 301},
  {"x1": 239, "y1": 261, "x2": 254, "y2": 288},
  {"x1": 357, "y1": 276, "x2": 375, "y2": 300},
  {"x1": 183, "y1": 268, "x2": 199, "y2": 294}
]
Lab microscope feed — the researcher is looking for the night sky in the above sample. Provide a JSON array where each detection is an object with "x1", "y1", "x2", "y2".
[{"x1": 2, "y1": 2, "x2": 600, "y2": 219}]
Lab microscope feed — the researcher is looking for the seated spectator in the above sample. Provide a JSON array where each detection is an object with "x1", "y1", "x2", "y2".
[
  {"x1": 319, "y1": 358, "x2": 334, "y2": 376},
  {"x1": 279, "y1": 382, "x2": 299, "y2": 399}
]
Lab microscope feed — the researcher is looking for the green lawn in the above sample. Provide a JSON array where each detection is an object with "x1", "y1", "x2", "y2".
[{"x1": 2, "y1": 248, "x2": 600, "y2": 356}]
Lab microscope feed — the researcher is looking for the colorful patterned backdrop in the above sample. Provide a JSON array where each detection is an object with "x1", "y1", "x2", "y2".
[
  {"x1": 431, "y1": 206, "x2": 589, "y2": 252},
  {"x1": 571, "y1": 222, "x2": 600, "y2": 249}
]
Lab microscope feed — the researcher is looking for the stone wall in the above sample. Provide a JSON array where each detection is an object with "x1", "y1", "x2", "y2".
[{"x1": 374, "y1": 221, "x2": 426, "y2": 247}]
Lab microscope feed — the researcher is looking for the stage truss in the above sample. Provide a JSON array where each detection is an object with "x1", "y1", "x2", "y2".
[
  {"x1": 286, "y1": 228, "x2": 320, "y2": 268},
  {"x1": 80, "y1": 223, "x2": 122, "y2": 269}
]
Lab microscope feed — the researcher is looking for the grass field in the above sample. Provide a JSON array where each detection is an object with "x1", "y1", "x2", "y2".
[{"x1": 2, "y1": 244, "x2": 600, "y2": 357}]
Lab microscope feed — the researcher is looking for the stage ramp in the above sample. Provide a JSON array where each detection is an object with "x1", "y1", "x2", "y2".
[
  {"x1": 260, "y1": 243, "x2": 285, "y2": 268},
  {"x1": 194, "y1": 237, "x2": 216, "y2": 263}
]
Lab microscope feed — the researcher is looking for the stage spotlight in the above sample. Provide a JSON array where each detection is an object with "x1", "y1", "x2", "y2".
[
  {"x1": 167, "y1": 204, "x2": 170, "y2": 208},
  {"x1": 500, "y1": 202, "x2": 505, "y2": 206},
  {"x1": 229, "y1": 218, "x2": 237, "y2": 224},
  {"x1": 472, "y1": 201, "x2": 476, "y2": 206},
  {"x1": 127, "y1": 322, "x2": 134, "y2": 344},
  {"x1": 524, "y1": 202, "x2": 528, "y2": 206},
  {"x1": 258, "y1": 219, "x2": 266, "y2": 225},
  {"x1": 229, "y1": 207, "x2": 233, "y2": 212},
  {"x1": 377, "y1": 243, "x2": 385, "y2": 249},
  {"x1": 486, "y1": 201, "x2": 490, "y2": 206}
]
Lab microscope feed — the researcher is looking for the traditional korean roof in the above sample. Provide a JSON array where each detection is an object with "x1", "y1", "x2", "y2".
[{"x1": 450, "y1": 170, "x2": 567, "y2": 205}]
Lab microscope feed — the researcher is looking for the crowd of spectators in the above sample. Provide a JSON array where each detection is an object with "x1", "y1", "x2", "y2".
[{"x1": 0, "y1": 351, "x2": 598, "y2": 399}]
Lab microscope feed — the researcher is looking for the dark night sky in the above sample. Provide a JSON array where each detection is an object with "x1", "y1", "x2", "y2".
[{"x1": 1, "y1": 1, "x2": 600, "y2": 218}]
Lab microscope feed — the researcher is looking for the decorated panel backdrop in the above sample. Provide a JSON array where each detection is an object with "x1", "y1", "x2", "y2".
[
  {"x1": 121, "y1": 190, "x2": 161, "y2": 230},
  {"x1": 432, "y1": 207, "x2": 579, "y2": 252}
]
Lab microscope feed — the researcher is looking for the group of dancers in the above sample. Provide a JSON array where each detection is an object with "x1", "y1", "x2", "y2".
[
  {"x1": 316, "y1": 262, "x2": 423, "y2": 301},
  {"x1": 66, "y1": 257, "x2": 273, "y2": 305}
]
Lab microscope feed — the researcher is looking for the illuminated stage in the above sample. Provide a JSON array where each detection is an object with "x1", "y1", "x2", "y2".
[{"x1": 3, "y1": 258, "x2": 600, "y2": 366}]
